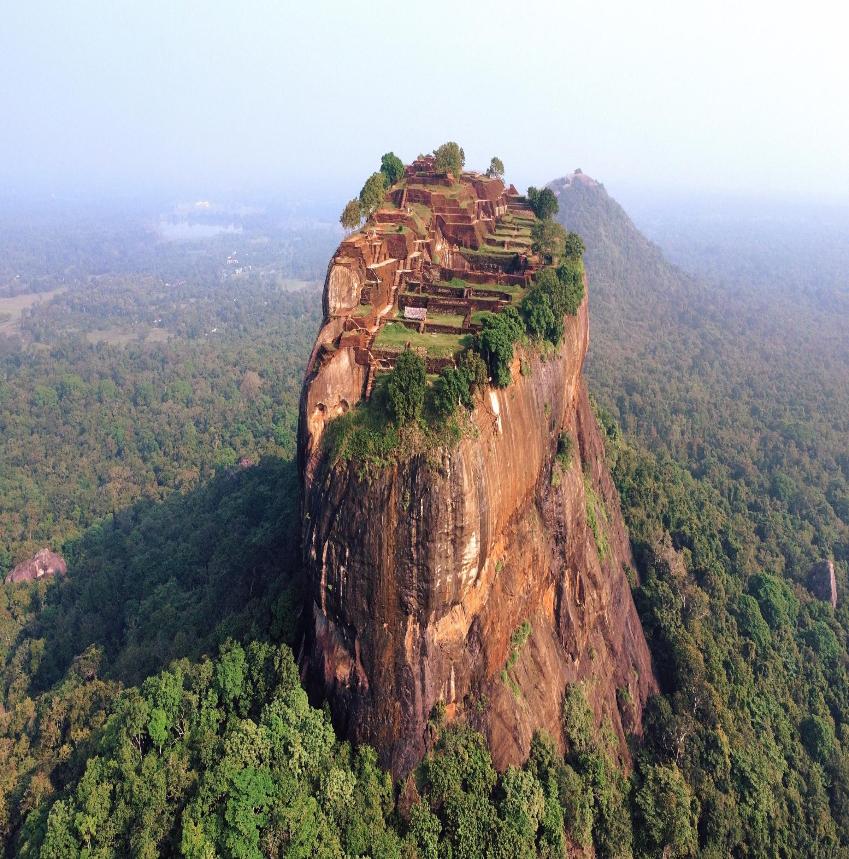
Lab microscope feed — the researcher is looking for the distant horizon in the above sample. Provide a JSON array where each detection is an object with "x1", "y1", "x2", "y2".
[
  {"x1": 4, "y1": 164, "x2": 849, "y2": 225},
  {"x1": 3, "y1": 0, "x2": 848, "y2": 206}
]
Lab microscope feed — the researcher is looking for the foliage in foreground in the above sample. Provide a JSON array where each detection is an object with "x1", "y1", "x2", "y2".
[{"x1": 12, "y1": 633, "x2": 696, "y2": 859}]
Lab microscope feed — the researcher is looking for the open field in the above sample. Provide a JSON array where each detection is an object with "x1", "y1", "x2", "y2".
[
  {"x1": 374, "y1": 321, "x2": 470, "y2": 357},
  {"x1": 426, "y1": 312, "x2": 465, "y2": 327},
  {"x1": 0, "y1": 288, "x2": 67, "y2": 334}
]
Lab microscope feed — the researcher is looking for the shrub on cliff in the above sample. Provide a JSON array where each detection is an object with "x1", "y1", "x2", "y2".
[
  {"x1": 563, "y1": 230, "x2": 586, "y2": 260},
  {"x1": 557, "y1": 432, "x2": 574, "y2": 466},
  {"x1": 431, "y1": 367, "x2": 469, "y2": 419},
  {"x1": 433, "y1": 141, "x2": 465, "y2": 178},
  {"x1": 527, "y1": 186, "x2": 559, "y2": 220},
  {"x1": 530, "y1": 219, "x2": 567, "y2": 262},
  {"x1": 340, "y1": 199, "x2": 362, "y2": 231},
  {"x1": 476, "y1": 307, "x2": 524, "y2": 388},
  {"x1": 387, "y1": 348, "x2": 426, "y2": 425},
  {"x1": 380, "y1": 152, "x2": 405, "y2": 186},
  {"x1": 522, "y1": 270, "x2": 562, "y2": 344},
  {"x1": 554, "y1": 259, "x2": 585, "y2": 315},
  {"x1": 521, "y1": 263, "x2": 585, "y2": 345},
  {"x1": 431, "y1": 351, "x2": 488, "y2": 419},
  {"x1": 359, "y1": 172, "x2": 389, "y2": 217}
]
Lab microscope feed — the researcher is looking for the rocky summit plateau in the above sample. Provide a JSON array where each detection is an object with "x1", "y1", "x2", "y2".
[{"x1": 298, "y1": 151, "x2": 657, "y2": 778}]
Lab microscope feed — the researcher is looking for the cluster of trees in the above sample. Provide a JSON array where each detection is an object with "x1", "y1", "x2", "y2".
[
  {"x1": 596, "y1": 409, "x2": 849, "y2": 855},
  {"x1": 0, "y1": 455, "x2": 306, "y2": 849},
  {"x1": 558, "y1": 169, "x2": 849, "y2": 591},
  {"x1": 431, "y1": 350, "x2": 488, "y2": 419},
  {"x1": 433, "y1": 141, "x2": 465, "y2": 177},
  {"x1": 552, "y1": 176, "x2": 849, "y2": 853},
  {"x1": 476, "y1": 306, "x2": 526, "y2": 387},
  {"x1": 521, "y1": 256, "x2": 585, "y2": 344},
  {"x1": 340, "y1": 152, "x2": 406, "y2": 231},
  {"x1": 474, "y1": 237, "x2": 586, "y2": 388},
  {"x1": 528, "y1": 218, "x2": 585, "y2": 265},
  {"x1": 339, "y1": 146, "x2": 507, "y2": 231},
  {"x1": 13, "y1": 641, "x2": 401, "y2": 857},
  {"x1": 387, "y1": 348, "x2": 426, "y2": 425}
]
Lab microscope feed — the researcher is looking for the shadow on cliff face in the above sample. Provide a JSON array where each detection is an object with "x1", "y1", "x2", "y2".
[{"x1": 2, "y1": 456, "x2": 305, "y2": 695}]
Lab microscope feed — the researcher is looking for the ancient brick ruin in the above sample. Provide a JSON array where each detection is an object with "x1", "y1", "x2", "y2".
[{"x1": 302, "y1": 156, "x2": 541, "y2": 463}]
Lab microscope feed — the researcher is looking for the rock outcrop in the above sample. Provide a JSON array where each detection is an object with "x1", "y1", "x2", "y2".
[
  {"x1": 5, "y1": 548, "x2": 67, "y2": 584},
  {"x1": 810, "y1": 559, "x2": 837, "y2": 608},
  {"x1": 299, "y1": 157, "x2": 656, "y2": 778}
]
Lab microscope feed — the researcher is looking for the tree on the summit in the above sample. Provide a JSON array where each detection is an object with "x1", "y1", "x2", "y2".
[
  {"x1": 527, "y1": 186, "x2": 559, "y2": 220},
  {"x1": 530, "y1": 219, "x2": 566, "y2": 262},
  {"x1": 359, "y1": 172, "x2": 389, "y2": 217},
  {"x1": 486, "y1": 157, "x2": 505, "y2": 179},
  {"x1": 563, "y1": 231, "x2": 586, "y2": 260},
  {"x1": 340, "y1": 199, "x2": 362, "y2": 231},
  {"x1": 379, "y1": 152, "x2": 405, "y2": 186},
  {"x1": 387, "y1": 348, "x2": 426, "y2": 425},
  {"x1": 433, "y1": 142, "x2": 465, "y2": 177}
]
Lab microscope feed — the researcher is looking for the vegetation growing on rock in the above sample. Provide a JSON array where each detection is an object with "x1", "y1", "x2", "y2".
[
  {"x1": 339, "y1": 198, "x2": 362, "y2": 231},
  {"x1": 433, "y1": 141, "x2": 465, "y2": 177},
  {"x1": 358, "y1": 171, "x2": 389, "y2": 217},
  {"x1": 527, "y1": 186, "x2": 559, "y2": 221},
  {"x1": 386, "y1": 348, "x2": 426, "y2": 426}
]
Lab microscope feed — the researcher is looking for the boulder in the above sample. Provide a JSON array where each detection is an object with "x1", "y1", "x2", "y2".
[{"x1": 5, "y1": 548, "x2": 67, "y2": 584}]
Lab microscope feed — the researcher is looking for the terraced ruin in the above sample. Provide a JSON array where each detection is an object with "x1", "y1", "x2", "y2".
[{"x1": 302, "y1": 155, "x2": 543, "y2": 460}]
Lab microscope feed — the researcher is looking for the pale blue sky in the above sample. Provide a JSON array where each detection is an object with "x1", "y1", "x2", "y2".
[{"x1": 3, "y1": 0, "x2": 848, "y2": 202}]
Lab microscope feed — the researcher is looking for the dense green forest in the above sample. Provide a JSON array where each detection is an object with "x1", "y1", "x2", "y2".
[
  {"x1": 0, "y1": 210, "x2": 330, "y2": 571},
  {"x1": 2, "y1": 189, "x2": 849, "y2": 857},
  {"x1": 554, "y1": 176, "x2": 849, "y2": 583}
]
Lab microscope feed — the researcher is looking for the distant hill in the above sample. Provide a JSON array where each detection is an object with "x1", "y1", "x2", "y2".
[
  {"x1": 549, "y1": 169, "x2": 849, "y2": 580},
  {"x1": 548, "y1": 172, "x2": 716, "y2": 360}
]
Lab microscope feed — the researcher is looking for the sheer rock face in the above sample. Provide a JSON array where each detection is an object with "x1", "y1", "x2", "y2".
[{"x1": 299, "y1": 286, "x2": 657, "y2": 778}]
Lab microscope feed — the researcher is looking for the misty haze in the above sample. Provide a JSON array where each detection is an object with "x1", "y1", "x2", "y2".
[{"x1": 1, "y1": 2, "x2": 848, "y2": 857}]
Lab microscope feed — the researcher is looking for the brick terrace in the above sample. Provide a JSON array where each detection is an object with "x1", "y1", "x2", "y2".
[{"x1": 317, "y1": 157, "x2": 540, "y2": 395}]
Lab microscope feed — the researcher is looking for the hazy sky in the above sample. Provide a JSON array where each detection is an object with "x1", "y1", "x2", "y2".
[{"x1": 3, "y1": 0, "x2": 848, "y2": 204}]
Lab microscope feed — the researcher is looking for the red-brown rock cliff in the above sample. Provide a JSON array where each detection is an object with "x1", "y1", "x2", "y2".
[{"x1": 299, "y1": 284, "x2": 656, "y2": 777}]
